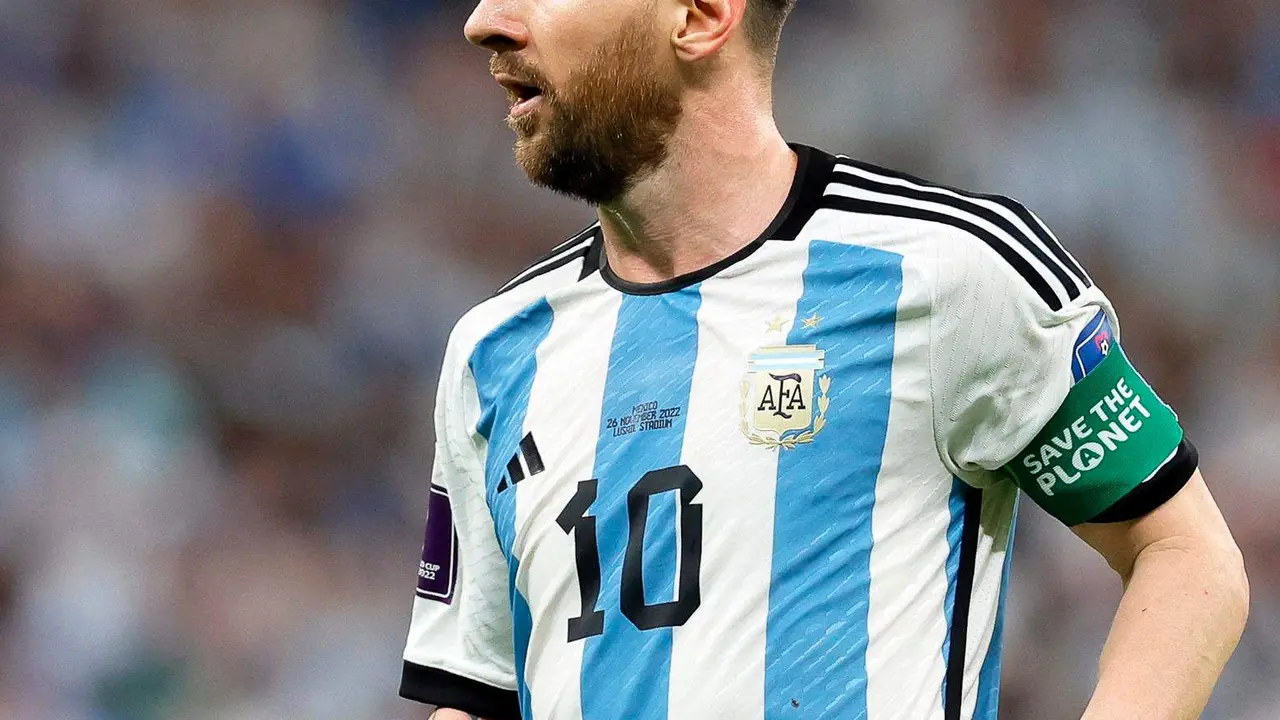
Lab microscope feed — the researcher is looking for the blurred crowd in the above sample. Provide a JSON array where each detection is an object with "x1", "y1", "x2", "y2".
[{"x1": 0, "y1": 0, "x2": 1275, "y2": 718}]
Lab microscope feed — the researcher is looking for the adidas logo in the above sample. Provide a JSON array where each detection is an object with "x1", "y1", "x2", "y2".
[{"x1": 498, "y1": 433, "x2": 544, "y2": 492}]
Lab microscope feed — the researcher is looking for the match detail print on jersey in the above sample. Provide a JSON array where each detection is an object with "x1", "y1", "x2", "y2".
[{"x1": 1002, "y1": 346, "x2": 1184, "y2": 526}]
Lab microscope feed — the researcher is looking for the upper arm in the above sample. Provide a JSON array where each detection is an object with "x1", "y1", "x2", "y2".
[
  {"x1": 930, "y1": 210, "x2": 1195, "y2": 527},
  {"x1": 1072, "y1": 470, "x2": 1243, "y2": 582},
  {"x1": 401, "y1": 328, "x2": 522, "y2": 720}
]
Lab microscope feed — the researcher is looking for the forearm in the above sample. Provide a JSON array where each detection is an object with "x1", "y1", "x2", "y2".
[{"x1": 1082, "y1": 537, "x2": 1248, "y2": 719}]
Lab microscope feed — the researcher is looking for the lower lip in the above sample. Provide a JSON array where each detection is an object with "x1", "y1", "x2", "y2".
[{"x1": 510, "y1": 95, "x2": 543, "y2": 120}]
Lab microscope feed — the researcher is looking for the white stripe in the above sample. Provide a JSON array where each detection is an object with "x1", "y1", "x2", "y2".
[
  {"x1": 667, "y1": 240, "x2": 811, "y2": 720},
  {"x1": 498, "y1": 226, "x2": 597, "y2": 294},
  {"x1": 1021, "y1": 205, "x2": 1093, "y2": 286},
  {"x1": 517, "y1": 275, "x2": 621, "y2": 720},
  {"x1": 822, "y1": 181, "x2": 1075, "y2": 308},
  {"x1": 831, "y1": 161, "x2": 1086, "y2": 291},
  {"x1": 858, "y1": 251, "x2": 954, "y2": 720},
  {"x1": 403, "y1": 363, "x2": 517, "y2": 691}
]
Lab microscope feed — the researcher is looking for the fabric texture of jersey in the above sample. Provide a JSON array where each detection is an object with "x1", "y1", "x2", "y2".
[{"x1": 400, "y1": 145, "x2": 1194, "y2": 720}]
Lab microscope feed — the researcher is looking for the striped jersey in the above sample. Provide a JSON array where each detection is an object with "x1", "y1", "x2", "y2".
[{"x1": 400, "y1": 144, "x2": 1193, "y2": 720}]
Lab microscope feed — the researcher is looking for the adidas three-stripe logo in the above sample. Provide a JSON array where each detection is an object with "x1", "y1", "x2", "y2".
[
  {"x1": 821, "y1": 159, "x2": 1092, "y2": 312},
  {"x1": 497, "y1": 432, "x2": 545, "y2": 492}
]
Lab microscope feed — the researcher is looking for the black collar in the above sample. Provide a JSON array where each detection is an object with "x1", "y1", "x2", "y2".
[{"x1": 594, "y1": 143, "x2": 837, "y2": 296}]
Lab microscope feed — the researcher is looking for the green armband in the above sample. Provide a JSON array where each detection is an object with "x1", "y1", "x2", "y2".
[{"x1": 1002, "y1": 347, "x2": 1184, "y2": 526}]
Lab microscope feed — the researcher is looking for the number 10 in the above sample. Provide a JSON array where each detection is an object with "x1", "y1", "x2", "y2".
[{"x1": 554, "y1": 465, "x2": 704, "y2": 642}]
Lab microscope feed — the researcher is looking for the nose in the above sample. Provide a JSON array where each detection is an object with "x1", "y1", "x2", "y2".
[{"x1": 464, "y1": 0, "x2": 530, "y2": 52}]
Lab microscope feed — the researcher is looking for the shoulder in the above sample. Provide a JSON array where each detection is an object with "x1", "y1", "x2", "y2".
[
  {"x1": 446, "y1": 222, "x2": 602, "y2": 367},
  {"x1": 491, "y1": 222, "x2": 602, "y2": 298},
  {"x1": 814, "y1": 153, "x2": 1093, "y2": 314}
]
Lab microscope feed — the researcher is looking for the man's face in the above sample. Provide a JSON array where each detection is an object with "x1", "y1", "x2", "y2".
[{"x1": 466, "y1": 0, "x2": 684, "y2": 205}]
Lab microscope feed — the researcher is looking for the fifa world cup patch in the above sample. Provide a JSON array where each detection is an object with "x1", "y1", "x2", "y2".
[
  {"x1": 417, "y1": 484, "x2": 459, "y2": 604},
  {"x1": 1003, "y1": 346, "x2": 1184, "y2": 526}
]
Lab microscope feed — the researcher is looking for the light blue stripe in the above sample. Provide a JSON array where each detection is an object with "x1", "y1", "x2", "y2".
[
  {"x1": 511, "y1": 563, "x2": 534, "y2": 717},
  {"x1": 470, "y1": 297, "x2": 558, "y2": 720},
  {"x1": 581, "y1": 288, "x2": 702, "y2": 720},
  {"x1": 764, "y1": 241, "x2": 903, "y2": 718},
  {"x1": 940, "y1": 478, "x2": 968, "y2": 711},
  {"x1": 974, "y1": 497, "x2": 1018, "y2": 719}
]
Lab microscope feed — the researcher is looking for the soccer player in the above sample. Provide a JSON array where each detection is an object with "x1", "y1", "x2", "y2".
[{"x1": 400, "y1": 0, "x2": 1249, "y2": 718}]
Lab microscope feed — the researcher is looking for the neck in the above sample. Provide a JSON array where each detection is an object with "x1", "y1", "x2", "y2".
[{"x1": 596, "y1": 97, "x2": 796, "y2": 285}]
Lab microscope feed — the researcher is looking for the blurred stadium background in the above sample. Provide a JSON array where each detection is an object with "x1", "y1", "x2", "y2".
[{"x1": 0, "y1": 0, "x2": 1276, "y2": 718}]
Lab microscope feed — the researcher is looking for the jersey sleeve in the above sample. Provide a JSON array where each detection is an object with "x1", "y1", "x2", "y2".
[
  {"x1": 929, "y1": 217, "x2": 1197, "y2": 527},
  {"x1": 400, "y1": 328, "x2": 522, "y2": 720}
]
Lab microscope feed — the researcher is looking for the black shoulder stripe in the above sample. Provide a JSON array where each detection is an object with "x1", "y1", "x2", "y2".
[
  {"x1": 820, "y1": 195, "x2": 1064, "y2": 310},
  {"x1": 494, "y1": 246, "x2": 589, "y2": 297},
  {"x1": 400, "y1": 661, "x2": 521, "y2": 720},
  {"x1": 836, "y1": 158, "x2": 1092, "y2": 288},
  {"x1": 493, "y1": 225, "x2": 598, "y2": 297},
  {"x1": 830, "y1": 169, "x2": 1084, "y2": 302},
  {"x1": 542, "y1": 223, "x2": 599, "y2": 260},
  {"x1": 579, "y1": 230, "x2": 603, "y2": 280}
]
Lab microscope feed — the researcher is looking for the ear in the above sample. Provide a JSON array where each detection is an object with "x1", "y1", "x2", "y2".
[{"x1": 670, "y1": 0, "x2": 744, "y2": 62}]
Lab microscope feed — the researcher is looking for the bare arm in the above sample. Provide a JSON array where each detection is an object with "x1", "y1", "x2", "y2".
[
  {"x1": 1073, "y1": 471, "x2": 1249, "y2": 719},
  {"x1": 430, "y1": 710, "x2": 485, "y2": 720}
]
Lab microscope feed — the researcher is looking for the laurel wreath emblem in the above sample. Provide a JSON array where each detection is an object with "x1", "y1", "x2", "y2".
[{"x1": 739, "y1": 374, "x2": 832, "y2": 450}]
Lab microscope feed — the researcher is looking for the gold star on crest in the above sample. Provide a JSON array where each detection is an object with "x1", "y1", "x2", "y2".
[
  {"x1": 800, "y1": 312, "x2": 823, "y2": 330},
  {"x1": 766, "y1": 316, "x2": 790, "y2": 333}
]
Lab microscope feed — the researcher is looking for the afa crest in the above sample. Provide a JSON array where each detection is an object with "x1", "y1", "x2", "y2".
[{"x1": 739, "y1": 344, "x2": 832, "y2": 450}]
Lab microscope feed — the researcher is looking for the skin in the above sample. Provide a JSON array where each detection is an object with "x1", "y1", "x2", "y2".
[
  {"x1": 465, "y1": 0, "x2": 795, "y2": 284},
  {"x1": 441, "y1": 1, "x2": 1250, "y2": 718},
  {"x1": 1075, "y1": 472, "x2": 1248, "y2": 719},
  {"x1": 489, "y1": 2, "x2": 684, "y2": 204}
]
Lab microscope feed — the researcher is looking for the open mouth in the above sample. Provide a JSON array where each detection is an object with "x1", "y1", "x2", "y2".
[
  {"x1": 511, "y1": 82, "x2": 541, "y2": 103},
  {"x1": 496, "y1": 75, "x2": 545, "y2": 118},
  {"x1": 509, "y1": 82, "x2": 543, "y2": 118}
]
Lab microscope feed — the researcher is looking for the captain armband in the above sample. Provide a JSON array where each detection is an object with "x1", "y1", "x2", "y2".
[{"x1": 1001, "y1": 347, "x2": 1188, "y2": 526}]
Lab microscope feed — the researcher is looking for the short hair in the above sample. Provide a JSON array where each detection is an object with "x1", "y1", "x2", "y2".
[{"x1": 743, "y1": 0, "x2": 797, "y2": 56}]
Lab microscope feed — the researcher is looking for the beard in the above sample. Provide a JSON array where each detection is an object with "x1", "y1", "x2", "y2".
[{"x1": 492, "y1": 15, "x2": 683, "y2": 205}]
